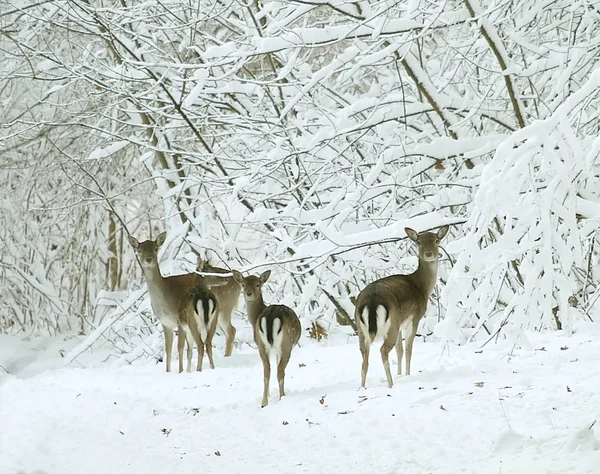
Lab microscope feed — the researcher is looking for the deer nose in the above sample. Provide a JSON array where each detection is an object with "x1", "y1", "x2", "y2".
[
  {"x1": 424, "y1": 251, "x2": 434, "y2": 259},
  {"x1": 246, "y1": 291, "x2": 253, "y2": 297},
  {"x1": 144, "y1": 258, "x2": 153, "y2": 264}
]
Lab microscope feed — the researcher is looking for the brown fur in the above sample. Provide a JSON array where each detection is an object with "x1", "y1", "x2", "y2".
[
  {"x1": 355, "y1": 225, "x2": 449, "y2": 388},
  {"x1": 129, "y1": 232, "x2": 220, "y2": 372},
  {"x1": 197, "y1": 259, "x2": 241, "y2": 357},
  {"x1": 233, "y1": 270, "x2": 301, "y2": 407}
]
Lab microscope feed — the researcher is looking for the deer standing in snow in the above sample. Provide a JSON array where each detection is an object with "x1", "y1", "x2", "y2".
[
  {"x1": 128, "y1": 232, "x2": 232, "y2": 372},
  {"x1": 232, "y1": 270, "x2": 301, "y2": 407},
  {"x1": 196, "y1": 258, "x2": 241, "y2": 357},
  {"x1": 355, "y1": 226, "x2": 449, "y2": 388}
]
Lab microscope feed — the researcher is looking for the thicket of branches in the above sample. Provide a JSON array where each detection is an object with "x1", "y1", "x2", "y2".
[{"x1": 1, "y1": 0, "x2": 599, "y2": 349}]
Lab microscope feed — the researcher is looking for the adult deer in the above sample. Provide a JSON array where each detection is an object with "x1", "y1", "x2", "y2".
[
  {"x1": 128, "y1": 232, "x2": 226, "y2": 372},
  {"x1": 232, "y1": 270, "x2": 301, "y2": 407},
  {"x1": 355, "y1": 225, "x2": 449, "y2": 388},
  {"x1": 196, "y1": 258, "x2": 241, "y2": 357}
]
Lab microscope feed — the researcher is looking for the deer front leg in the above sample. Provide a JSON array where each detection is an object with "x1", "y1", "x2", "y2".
[
  {"x1": 220, "y1": 315, "x2": 236, "y2": 357},
  {"x1": 404, "y1": 320, "x2": 418, "y2": 376},
  {"x1": 163, "y1": 325, "x2": 174, "y2": 373}
]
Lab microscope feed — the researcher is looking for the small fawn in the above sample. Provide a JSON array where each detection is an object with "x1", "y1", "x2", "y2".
[{"x1": 232, "y1": 270, "x2": 301, "y2": 407}]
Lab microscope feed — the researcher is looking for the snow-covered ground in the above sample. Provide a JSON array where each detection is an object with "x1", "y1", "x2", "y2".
[{"x1": 1, "y1": 323, "x2": 599, "y2": 474}]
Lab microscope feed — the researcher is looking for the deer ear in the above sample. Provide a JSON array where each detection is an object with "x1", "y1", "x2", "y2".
[
  {"x1": 128, "y1": 235, "x2": 139, "y2": 249},
  {"x1": 437, "y1": 225, "x2": 449, "y2": 240},
  {"x1": 260, "y1": 270, "x2": 271, "y2": 284},
  {"x1": 232, "y1": 270, "x2": 244, "y2": 284},
  {"x1": 405, "y1": 227, "x2": 419, "y2": 242},
  {"x1": 156, "y1": 232, "x2": 167, "y2": 247}
]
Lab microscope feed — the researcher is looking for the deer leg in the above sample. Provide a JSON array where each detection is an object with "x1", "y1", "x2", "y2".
[
  {"x1": 196, "y1": 339, "x2": 205, "y2": 372},
  {"x1": 205, "y1": 329, "x2": 215, "y2": 369},
  {"x1": 186, "y1": 316, "x2": 203, "y2": 372},
  {"x1": 277, "y1": 349, "x2": 292, "y2": 400},
  {"x1": 358, "y1": 331, "x2": 370, "y2": 388},
  {"x1": 258, "y1": 344, "x2": 271, "y2": 407},
  {"x1": 220, "y1": 313, "x2": 237, "y2": 357},
  {"x1": 405, "y1": 320, "x2": 419, "y2": 376},
  {"x1": 185, "y1": 330, "x2": 195, "y2": 373},
  {"x1": 396, "y1": 330, "x2": 404, "y2": 376},
  {"x1": 380, "y1": 333, "x2": 396, "y2": 389},
  {"x1": 176, "y1": 326, "x2": 185, "y2": 373},
  {"x1": 163, "y1": 325, "x2": 174, "y2": 373}
]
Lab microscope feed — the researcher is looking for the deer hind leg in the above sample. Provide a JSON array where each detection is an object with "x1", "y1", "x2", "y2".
[
  {"x1": 358, "y1": 330, "x2": 370, "y2": 388},
  {"x1": 276, "y1": 347, "x2": 292, "y2": 400},
  {"x1": 219, "y1": 312, "x2": 237, "y2": 357},
  {"x1": 380, "y1": 332, "x2": 396, "y2": 389},
  {"x1": 163, "y1": 325, "x2": 174, "y2": 373},
  {"x1": 176, "y1": 326, "x2": 186, "y2": 373},
  {"x1": 186, "y1": 330, "x2": 195, "y2": 373},
  {"x1": 258, "y1": 344, "x2": 271, "y2": 407},
  {"x1": 205, "y1": 327, "x2": 216, "y2": 369},
  {"x1": 404, "y1": 319, "x2": 419, "y2": 376},
  {"x1": 186, "y1": 319, "x2": 204, "y2": 372},
  {"x1": 396, "y1": 330, "x2": 404, "y2": 376}
]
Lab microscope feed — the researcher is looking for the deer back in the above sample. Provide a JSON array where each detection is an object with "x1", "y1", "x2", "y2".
[{"x1": 198, "y1": 262, "x2": 241, "y2": 314}]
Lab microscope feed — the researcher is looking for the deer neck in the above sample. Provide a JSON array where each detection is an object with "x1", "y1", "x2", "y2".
[
  {"x1": 141, "y1": 264, "x2": 167, "y2": 296},
  {"x1": 412, "y1": 258, "x2": 439, "y2": 299},
  {"x1": 245, "y1": 295, "x2": 266, "y2": 327}
]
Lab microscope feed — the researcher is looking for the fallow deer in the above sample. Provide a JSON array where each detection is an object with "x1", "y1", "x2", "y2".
[
  {"x1": 196, "y1": 258, "x2": 241, "y2": 357},
  {"x1": 232, "y1": 270, "x2": 301, "y2": 407},
  {"x1": 355, "y1": 225, "x2": 449, "y2": 388},
  {"x1": 128, "y1": 232, "x2": 223, "y2": 372},
  {"x1": 179, "y1": 284, "x2": 218, "y2": 371}
]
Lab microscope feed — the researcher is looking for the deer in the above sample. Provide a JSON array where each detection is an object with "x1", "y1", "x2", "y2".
[
  {"x1": 355, "y1": 225, "x2": 449, "y2": 388},
  {"x1": 178, "y1": 284, "x2": 219, "y2": 372},
  {"x1": 128, "y1": 232, "x2": 226, "y2": 372},
  {"x1": 232, "y1": 270, "x2": 301, "y2": 407},
  {"x1": 196, "y1": 258, "x2": 241, "y2": 357}
]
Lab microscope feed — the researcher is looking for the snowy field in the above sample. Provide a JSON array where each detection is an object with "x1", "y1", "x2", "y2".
[{"x1": 1, "y1": 322, "x2": 599, "y2": 474}]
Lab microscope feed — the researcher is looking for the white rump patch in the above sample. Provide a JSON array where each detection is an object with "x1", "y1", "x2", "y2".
[
  {"x1": 194, "y1": 300, "x2": 208, "y2": 343},
  {"x1": 374, "y1": 305, "x2": 390, "y2": 341},
  {"x1": 272, "y1": 317, "x2": 283, "y2": 361},
  {"x1": 259, "y1": 317, "x2": 271, "y2": 350},
  {"x1": 359, "y1": 307, "x2": 370, "y2": 334}
]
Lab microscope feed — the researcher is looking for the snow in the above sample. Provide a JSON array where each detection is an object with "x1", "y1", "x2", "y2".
[
  {"x1": 2, "y1": 323, "x2": 599, "y2": 473},
  {"x1": 87, "y1": 141, "x2": 129, "y2": 160}
]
